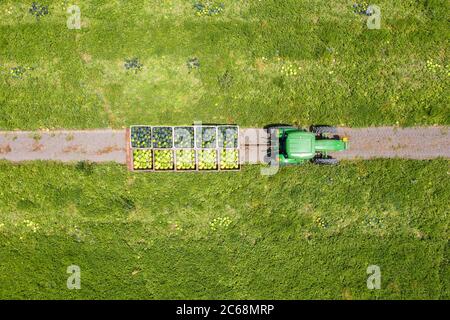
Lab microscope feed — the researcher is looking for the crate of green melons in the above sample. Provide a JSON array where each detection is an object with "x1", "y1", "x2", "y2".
[
  {"x1": 154, "y1": 149, "x2": 175, "y2": 171},
  {"x1": 152, "y1": 126, "x2": 173, "y2": 148},
  {"x1": 129, "y1": 125, "x2": 240, "y2": 172},
  {"x1": 174, "y1": 126, "x2": 195, "y2": 148},
  {"x1": 130, "y1": 126, "x2": 152, "y2": 148},
  {"x1": 132, "y1": 149, "x2": 153, "y2": 171},
  {"x1": 218, "y1": 125, "x2": 239, "y2": 149},
  {"x1": 197, "y1": 149, "x2": 219, "y2": 171},
  {"x1": 219, "y1": 149, "x2": 240, "y2": 171},
  {"x1": 175, "y1": 149, "x2": 197, "y2": 171}
]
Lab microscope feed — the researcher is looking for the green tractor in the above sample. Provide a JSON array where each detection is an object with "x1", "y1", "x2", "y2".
[{"x1": 267, "y1": 125, "x2": 348, "y2": 165}]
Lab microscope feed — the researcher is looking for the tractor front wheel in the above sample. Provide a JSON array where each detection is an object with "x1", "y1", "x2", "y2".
[{"x1": 310, "y1": 125, "x2": 337, "y2": 135}]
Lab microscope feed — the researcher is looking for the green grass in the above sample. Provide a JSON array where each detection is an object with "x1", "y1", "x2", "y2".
[
  {"x1": 0, "y1": 0, "x2": 449, "y2": 129},
  {"x1": 0, "y1": 160, "x2": 448, "y2": 299}
]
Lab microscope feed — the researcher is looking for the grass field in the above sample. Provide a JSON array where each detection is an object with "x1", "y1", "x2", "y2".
[
  {"x1": 0, "y1": 160, "x2": 448, "y2": 299},
  {"x1": 0, "y1": 0, "x2": 449, "y2": 129}
]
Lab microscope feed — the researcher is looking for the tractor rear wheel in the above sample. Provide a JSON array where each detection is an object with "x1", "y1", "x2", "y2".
[
  {"x1": 266, "y1": 125, "x2": 296, "y2": 133},
  {"x1": 310, "y1": 125, "x2": 337, "y2": 135},
  {"x1": 312, "y1": 157, "x2": 339, "y2": 165},
  {"x1": 266, "y1": 125, "x2": 296, "y2": 142}
]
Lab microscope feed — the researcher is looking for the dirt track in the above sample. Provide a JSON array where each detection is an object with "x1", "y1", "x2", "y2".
[
  {"x1": 0, "y1": 127, "x2": 448, "y2": 165},
  {"x1": 332, "y1": 126, "x2": 450, "y2": 160},
  {"x1": 0, "y1": 130, "x2": 127, "y2": 163}
]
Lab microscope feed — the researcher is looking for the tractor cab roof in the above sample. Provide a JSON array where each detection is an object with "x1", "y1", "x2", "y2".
[{"x1": 284, "y1": 131, "x2": 315, "y2": 159}]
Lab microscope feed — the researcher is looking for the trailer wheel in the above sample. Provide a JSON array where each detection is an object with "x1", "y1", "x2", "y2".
[
  {"x1": 312, "y1": 157, "x2": 339, "y2": 165},
  {"x1": 310, "y1": 125, "x2": 337, "y2": 135}
]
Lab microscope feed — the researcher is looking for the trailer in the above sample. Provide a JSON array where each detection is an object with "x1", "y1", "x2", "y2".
[{"x1": 127, "y1": 125, "x2": 240, "y2": 172}]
